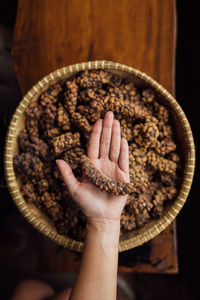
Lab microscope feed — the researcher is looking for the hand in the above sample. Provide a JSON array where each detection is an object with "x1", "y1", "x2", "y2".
[{"x1": 56, "y1": 111, "x2": 130, "y2": 223}]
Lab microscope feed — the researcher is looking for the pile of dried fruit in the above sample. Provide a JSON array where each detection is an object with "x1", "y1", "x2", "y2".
[{"x1": 13, "y1": 69, "x2": 182, "y2": 240}]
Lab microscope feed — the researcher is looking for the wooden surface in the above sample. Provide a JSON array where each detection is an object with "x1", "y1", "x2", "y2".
[
  {"x1": 12, "y1": 0, "x2": 176, "y2": 95},
  {"x1": 11, "y1": 0, "x2": 178, "y2": 273}
]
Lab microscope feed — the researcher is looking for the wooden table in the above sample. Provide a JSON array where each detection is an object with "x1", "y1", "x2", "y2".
[{"x1": 11, "y1": 0, "x2": 178, "y2": 273}]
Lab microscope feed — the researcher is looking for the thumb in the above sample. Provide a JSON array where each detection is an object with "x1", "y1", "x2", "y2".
[{"x1": 56, "y1": 159, "x2": 79, "y2": 197}]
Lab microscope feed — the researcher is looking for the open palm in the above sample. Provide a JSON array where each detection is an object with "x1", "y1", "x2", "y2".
[{"x1": 57, "y1": 111, "x2": 130, "y2": 221}]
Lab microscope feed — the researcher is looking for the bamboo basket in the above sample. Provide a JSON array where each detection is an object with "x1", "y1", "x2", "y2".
[{"x1": 4, "y1": 60, "x2": 195, "y2": 252}]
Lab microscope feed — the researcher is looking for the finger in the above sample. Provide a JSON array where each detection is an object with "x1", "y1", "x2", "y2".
[
  {"x1": 99, "y1": 111, "x2": 114, "y2": 158},
  {"x1": 56, "y1": 159, "x2": 79, "y2": 197},
  {"x1": 118, "y1": 138, "x2": 129, "y2": 173},
  {"x1": 109, "y1": 120, "x2": 121, "y2": 162},
  {"x1": 87, "y1": 119, "x2": 103, "y2": 159}
]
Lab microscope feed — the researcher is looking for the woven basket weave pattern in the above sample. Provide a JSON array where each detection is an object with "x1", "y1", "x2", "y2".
[{"x1": 4, "y1": 60, "x2": 195, "y2": 252}]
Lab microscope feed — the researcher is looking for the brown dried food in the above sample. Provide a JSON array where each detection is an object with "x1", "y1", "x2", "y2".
[
  {"x1": 153, "y1": 101, "x2": 169, "y2": 123},
  {"x1": 143, "y1": 117, "x2": 159, "y2": 141},
  {"x1": 39, "y1": 104, "x2": 57, "y2": 130},
  {"x1": 90, "y1": 95, "x2": 108, "y2": 113},
  {"x1": 129, "y1": 146, "x2": 147, "y2": 167},
  {"x1": 64, "y1": 207, "x2": 79, "y2": 228},
  {"x1": 18, "y1": 131, "x2": 49, "y2": 160},
  {"x1": 71, "y1": 112, "x2": 92, "y2": 134},
  {"x1": 64, "y1": 79, "x2": 78, "y2": 114},
  {"x1": 147, "y1": 150, "x2": 177, "y2": 174},
  {"x1": 35, "y1": 179, "x2": 49, "y2": 194},
  {"x1": 131, "y1": 100, "x2": 150, "y2": 119},
  {"x1": 62, "y1": 198, "x2": 83, "y2": 229},
  {"x1": 108, "y1": 73, "x2": 122, "y2": 87},
  {"x1": 43, "y1": 127, "x2": 61, "y2": 141},
  {"x1": 53, "y1": 164, "x2": 63, "y2": 180},
  {"x1": 77, "y1": 104, "x2": 101, "y2": 123},
  {"x1": 18, "y1": 129, "x2": 30, "y2": 152},
  {"x1": 121, "y1": 212, "x2": 136, "y2": 231},
  {"x1": 81, "y1": 155, "x2": 138, "y2": 195},
  {"x1": 135, "y1": 208, "x2": 151, "y2": 227},
  {"x1": 78, "y1": 90, "x2": 109, "y2": 123},
  {"x1": 129, "y1": 162, "x2": 149, "y2": 191},
  {"x1": 121, "y1": 127, "x2": 134, "y2": 141},
  {"x1": 71, "y1": 224, "x2": 86, "y2": 241},
  {"x1": 62, "y1": 203, "x2": 86, "y2": 240},
  {"x1": 120, "y1": 118, "x2": 133, "y2": 129},
  {"x1": 141, "y1": 88, "x2": 155, "y2": 104},
  {"x1": 104, "y1": 98, "x2": 139, "y2": 118},
  {"x1": 40, "y1": 192, "x2": 63, "y2": 221},
  {"x1": 63, "y1": 147, "x2": 86, "y2": 170},
  {"x1": 21, "y1": 182, "x2": 37, "y2": 203},
  {"x1": 57, "y1": 105, "x2": 71, "y2": 131},
  {"x1": 14, "y1": 69, "x2": 182, "y2": 239},
  {"x1": 133, "y1": 117, "x2": 159, "y2": 149},
  {"x1": 108, "y1": 85, "x2": 125, "y2": 100},
  {"x1": 56, "y1": 219, "x2": 70, "y2": 236},
  {"x1": 161, "y1": 186, "x2": 177, "y2": 201},
  {"x1": 126, "y1": 191, "x2": 153, "y2": 226},
  {"x1": 168, "y1": 152, "x2": 180, "y2": 163},
  {"x1": 151, "y1": 189, "x2": 166, "y2": 217},
  {"x1": 159, "y1": 172, "x2": 175, "y2": 186},
  {"x1": 25, "y1": 102, "x2": 43, "y2": 119},
  {"x1": 78, "y1": 88, "x2": 98, "y2": 103},
  {"x1": 108, "y1": 82, "x2": 140, "y2": 102},
  {"x1": 25, "y1": 117, "x2": 39, "y2": 137},
  {"x1": 40, "y1": 84, "x2": 62, "y2": 107},
  {"x1": 24, "y1": 102, "x2": 43, "y2": 137},
  {"x1": 156, "y1": 136, "x2": 177, "y2": 156},
  {"x1": 14, "y1": 152, "x2": 44, "y2": 179},
  {"x1": 77, "y1": 70, "x2": 111, "y2": 88},
  {"x1": 157, "y1": 120, "x2": 173, "y2": 138},
  {"x1": 137, "y1": 191, "x2": 153, "y2": 212},
  {"x1": 52, "y1": 132, "x2": 81, "y2": 155}
]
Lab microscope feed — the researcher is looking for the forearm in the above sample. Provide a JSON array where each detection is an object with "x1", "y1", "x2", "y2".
[{"x1": 69, "y1": 219, "x2": 120, "y2": 300}]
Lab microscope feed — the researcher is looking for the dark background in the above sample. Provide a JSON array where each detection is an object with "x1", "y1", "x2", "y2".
[{"x1": 0, "y1": 1, "x2": 199, "y2": 299}]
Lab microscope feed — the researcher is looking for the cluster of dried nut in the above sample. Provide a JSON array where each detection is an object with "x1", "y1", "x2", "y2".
[
  {"x1": 13, "y1": 69, "x2": 182, "y2": 240},
  {"x1": 81, "y1": 155, "x2": 138, "y2": 195}
]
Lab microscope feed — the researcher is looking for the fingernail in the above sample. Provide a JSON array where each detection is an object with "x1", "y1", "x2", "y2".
[
  {"x1": 121, "y1": 138, "x2": 128, "y2": 144},
  {"x1": 114, "y1": 119, "x2": 120, "y2": 127}
]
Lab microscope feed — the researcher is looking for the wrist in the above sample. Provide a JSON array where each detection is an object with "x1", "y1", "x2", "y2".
[
  {"x1": 87, "y1": 217, "x2": 120, "y2": 232},
  {"x1": 86, "y1": 218, "x2": 120, "y2": 246}
]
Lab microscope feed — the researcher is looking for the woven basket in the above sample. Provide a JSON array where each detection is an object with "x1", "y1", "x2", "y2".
[{"x1": 4, "y1": 60, "x2": 195, "y2": 252}]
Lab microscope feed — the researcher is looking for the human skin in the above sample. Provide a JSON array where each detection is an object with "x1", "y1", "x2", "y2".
[{"x1": 56, "y1": 111, "x2": 130, "y2": 300}]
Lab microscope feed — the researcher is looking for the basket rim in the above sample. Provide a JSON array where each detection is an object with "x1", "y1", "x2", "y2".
[{"x1": 4, "y1": 60, "x2": 195, "y2": 252}]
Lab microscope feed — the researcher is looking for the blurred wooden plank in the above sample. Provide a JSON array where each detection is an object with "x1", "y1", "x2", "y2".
[
  {"x1": 11, "y1": 0, "x2": 178, "y2": 273},
  {"x1": 12, "y1": 0, "x2": 176, "y2": 95}
]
